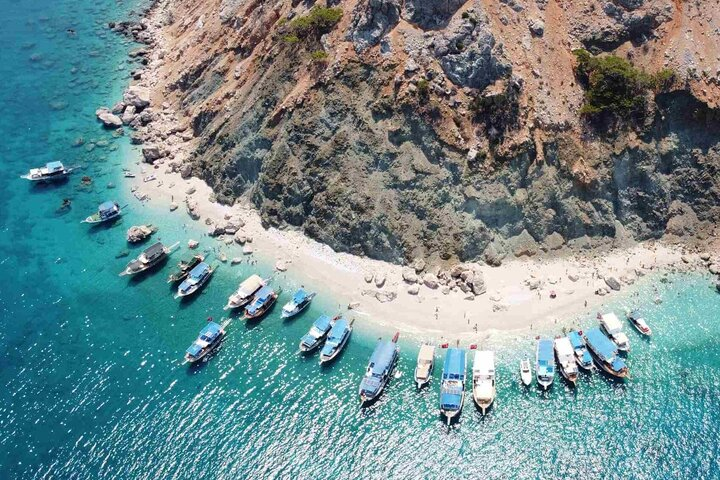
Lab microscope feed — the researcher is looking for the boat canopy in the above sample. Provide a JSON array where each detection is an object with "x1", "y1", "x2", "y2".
[
  {"x1": 143, "y1": 242, "x2": 164, "y2": 259},
  {"x1": 199, "y1": 322, "x2": 221, "y2": 341},
  {"x1": 568, "y1": 331, "x2": 584, "y2": 350},
  {"x1": 472, "y1": 350, "x2": 495, "y2": 376},
  {"x1": 99, "y1": 201, "x2": 116, "y2": 214},
  {"x1": 292, "y1": 289, "x2": 308, "y2": 304},
  {"x1": 312, "y1": 315, "x2": 332, "y2": 331},
  {"x1": 46, "y1": 161, "x2": 64, "y2": 172},
  {"x1": 600, "y1": 312, "x2": 623, "y2": 334},
  {"x1": 186, "y1": 343, "x2": 203, "y2": 357},
  {"x1": 417, "y1": 344, "x2": 435, "y2": 365},
  {"x1": 368, "y1": 340, "x2": 396, "y2": 375},
  {"x1": 554, "y1": 337, "x2": 574, "y2": 358},
  {"x1": 442, "y1": 348, "x2": 466, "y2": 380},
  {"x1": 326, "y1": 318, "x2": 348, "y2": 342},
  {"x1": 254, "y1": 286, "x2": 274, "y2": 303},
  {"x1": 584, "y1": 328, "x2": 618, "y2": 361},
  {"x1": 440, "y1": 390, "x2": 463, "y2": 410},
  {"x1": 237, "y1": 275, "x2": 263, "y2": 296},
  {"x1": 537, "y1": 339, "x2": 554, "y2": 375},
  {"x1": 188, "y1": 262, "x2": 210, "y2": 280}
]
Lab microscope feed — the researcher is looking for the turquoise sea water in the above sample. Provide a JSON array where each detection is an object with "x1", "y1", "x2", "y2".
[{"x1": 2, "y1": 0, "x2": 720, "y2": 478}]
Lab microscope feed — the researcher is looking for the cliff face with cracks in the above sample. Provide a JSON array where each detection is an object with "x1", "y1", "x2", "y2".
[{"x1": 127, "y1": 0, "x2": 720, "y2": 265}]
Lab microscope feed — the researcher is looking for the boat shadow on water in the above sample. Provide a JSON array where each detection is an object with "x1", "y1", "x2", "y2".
[{"x1": 88, "y1": 217, "x2": 123, "y2": 233}]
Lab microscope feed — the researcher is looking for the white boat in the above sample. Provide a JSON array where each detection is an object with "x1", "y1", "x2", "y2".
[
  {"x1": 414, "y1": 344, "x2": 435, "y2": 389},
  {"x1": 520, "y1": 359, "x2": 532, "y2": 386},
  {"x1": 472, "y1": 350, "x2": 496, "y2": 414},
  {"x1": 554, "y1": 337, "x2": 579, "y2": 385},
  {"x1": 599, "y1": 312, "x2": 631, "y2": 352},
  {"x1": 224, "y1": 274, "x2": 266, "y2": 310},
  {"x1": 281, "y1": 289, "x2": 316, "y2": 318},
  {"x1": 21, "y1": 161, "x2": 74, "y2": 182},
  {"x1": 81, "y1": 201, "x2": 123, "y2": 224},
  {"x1": 627, "y1": 309, "x2": 652, "y2": 336}
]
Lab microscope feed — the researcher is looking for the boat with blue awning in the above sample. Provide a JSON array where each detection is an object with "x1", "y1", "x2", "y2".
[
  {"x1": 584, "y1": 328, "x2": 629, "y2": 378},
  {"x1": 359, "y1": 332, "x2": 400, "y2": 405},
  {"x1": 175, "y1": 261, "x2": 215, "y2": 299},
  {"x1": 299, "y1": 315, "x2": 335, "y2": 353},
  {"x1": 21, "y1": 161, "x2": 74, "y2": 182},
  {"x1": 439, "y1": 347, "x2": 466, "y2": 424},
  {"x1": 82, "y1": 200, "x2": 123, "y2": 224},
  {"x1": 244, "y1": 286, "x2": 280, "y2": 320},
  {"x1": 281, "y1": 288, "x2": 316, "y2": 318},
  {"x1": 568, "y1": 330, "x2": 594, "y2": 371},
  {"x1": 184, "y1": 318, "x2": 230, "y2": 363},
  {"x1": 536, "y1": 339, "x2": 555, "y2": 390},
  {"x1": 319, "y1": 318, "x2": 353, "y2": 364}
]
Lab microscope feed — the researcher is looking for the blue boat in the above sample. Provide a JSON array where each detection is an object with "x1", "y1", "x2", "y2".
[
  {"x1": 359, "y1": 332, "x2": 400, "y2": 405},
  {"x1": 281, "y1": 288, "x2": 316, "y2": 319},
  {"x1": 439, "y1": 347, "x2": 467, "y2": 424},
  {"x1": 536, "y1": 339, "x2": 555, "y2": 389},
  {"x1": 299, "y1": 315, "x2": 335, "y2": 353},
  {"x1": 568, "y1": 331, "x2": 594, "y2": 371},
  {"x1": 319, "y1": 318, "x2": 354, "y2": 364},
  {"x1": 175, "y1": 262, "x2": 215, "y2": 299},
  {"x1": 184, "y1": 319, "x2": 230, "y2": 363},
  {"x1": 244, "y1": 286, "x2": 279, "y2": 320},
  {"x1": 82, "y1": 200, "x2": 123, "y2": 224},
  {"x1": 584, "y1": 328, "x2": 629, "y2": 378}
]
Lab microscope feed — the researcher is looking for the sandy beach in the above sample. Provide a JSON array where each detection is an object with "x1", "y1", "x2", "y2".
[{"x1": 124, "y1": 160, "x2": 710, "y2": 338}]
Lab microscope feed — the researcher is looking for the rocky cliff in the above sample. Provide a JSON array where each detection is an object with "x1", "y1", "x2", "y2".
[{"x1": 123, "y1": 0, "x2": 720, "y2": 265}]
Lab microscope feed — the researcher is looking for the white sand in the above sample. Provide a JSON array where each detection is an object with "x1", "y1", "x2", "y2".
[{"x1": 126, "y1": 161, "x2": 693, "y2": 339}]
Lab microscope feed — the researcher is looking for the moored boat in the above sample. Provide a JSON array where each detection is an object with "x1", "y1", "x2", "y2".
[
  {"x1": 627, "y1": 309, "x2": 652, "y2": 336},
  {"x1": 184, "y1": 318, "x2": 230, "y2": 363},
  {"x1": 583, "y1": 327, "x2": 629, "y2": 378},
  {"x1": 224, "y1": 274, "x2": 266, "y2": 310},
  {"x1": 414, "y1": 344, "x2": 435, "y2": 389},
  {"x1": 21, "y1": 161, "x2": 74, "y2": 183},
  {"x1": 244, "y1": 286, "x2": 280, "y2": 320},
  {"x1": 167, "y1": 254, "x2": 204, "y2": 284},
  {"x1": 520, "y1": 359, "x2": 532, "y2": 386},
  {"x1": 599, "y1": 312, "x2": 631, "y2": 352},
  {"x1": 536, "y1": 339, "x2": 555, "y2": 390},
  {"x1": 319, "y1": 318, "x2": 353, "y2": 364},
  {"x1": 81, "y1": 201, "x2": 123, "y2": 224},
  {"x1": 554, "y1": 337, "x2": 579, "y2": 385},
  {"x1": 119, "y1": 241, "x2": 178, "y2": 276},
  {"x1": 472, "y1": 350, "x2": 496, "y2": 414},
  {"x1": 299, "y1": 315, "x2": 335, "y2": 353},
  {"x1": 439, "y1": 347, "x2": 466, "y2": 424},
  {"x1": 175, "y1": 262, "x2": 215, "y2": 299},
  {"x1": 281, "y1": 288, "x2": 316, "y2": 319},
  {"x1": 568, "y1": 330, "x2": 594, "y2": 371},
  {"x1": 359, "y1": 332, "x2": 400, "y2": 405}
]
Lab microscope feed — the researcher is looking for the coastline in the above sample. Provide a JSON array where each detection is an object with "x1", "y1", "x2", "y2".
[{"x1": 111, "y1": 1, "x2": 720, "y2": 339}]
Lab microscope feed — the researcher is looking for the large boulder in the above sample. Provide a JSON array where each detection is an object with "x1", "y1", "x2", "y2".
[
  {"x1": 142, "y1": 145, "x2": 164, "y2": 162},
  {"x1": 96, "y1": 108, "x2": 122, "y2": 128},
  {"x1": 349, "y1": 0, "x2": 401, "y2": 52},
  {"x1": 511, "y1": 229, "x2": 540, "y2": 257},
  {"x1": 123, "y1": 86, "x2": 150, "y2": 110},
  {"x1": 402, "y1": 268, "x2": 419, "y2": 284},
  {"x1": 402, "y1": 0, "x2": 465, "y2": 29},
  {"x1": 423, "y1": 273, "x2": 439, "y2": 289}
]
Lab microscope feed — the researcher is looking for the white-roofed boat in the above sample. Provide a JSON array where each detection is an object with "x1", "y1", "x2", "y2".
[
  {"x1": 519, "y1": 359, "x2": 532, "y2": 386},
  {"x1": 472, "y1": 350, "x2": 496, "y2": 414},
  {"x1": 21, "y1": 161, "x2": 74, "y2": 182},
  {"x1": 224, "y1": 274, "x2": 266, "y2": 310},
  {"x1": 599, "y1": 312, "x2": 631, "y2": 352},
  {"x1": 554, "y1": 337, "x2": 579, "y2": 385},
  {"x1": 627, "y1": 309, "x2": 652, "y2": 336},
  {"x1": 81, "y1": 201, "x2": 124, "y2": 224},
  {"x1": 414, "y1": 344, "x2": 435, "y2": 389}
]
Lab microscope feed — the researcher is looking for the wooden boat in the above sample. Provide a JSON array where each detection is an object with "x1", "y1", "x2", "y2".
[
  {"x1": 119, "y1": 241, "x2": 178, "y2": 276},
  {"x1": 81, "y1": 201, "x2": 124, "y2": 224},
  {"x1": 472, "y1": 350, "x2": 496, "y2": 414},
  {"x1": 184, "y1": 318, "x2": 231, "y2": 363},
  {"x1": 568, "y1": 331, "x2": 594, "y2": 371},
  {"x1": 21, "y1": 161, "x2": 74, "y2": 183},
  {"x1": 359, "y1": 332, "x2": 400, "y2": 405},
  {"x1": 281, "y1": 289, "x2": 316, "y2": 318},
  {"x1": 167, "y1": 254, "x2": 204, "y2": 284},
  {"x1": 627, "y1": 309, "x2": 652, "y2": 336},
  {"x1": 520, "y1": 359, "x2": 532, "y2": 386},
  {"x1": 439, "y1": 346, "x2": 467, "y2": 424},
  {"x1": 319, "y1": 318, "x2": 354, "y2": 364},
  {"x1": 243, "y1": 286, "x2": 280, "y2": 320},
  {"x1": 414, "y1": 344, "x2": 435, "y2": 388},
  {"x1": 299, "y1": 315, "x2": 336, "y2": 353},
  {"x1": 536, "y1": 339, "x2": 555, "y2": 390},
  {"x1": 224, "y1": 274, "x2": 266, "y2": 310},
  {"x1": 554, "y1": 337, "x2": 579, "y2": 385},
  {"x1": 175, "y1": 262, "x2": 215, "y2": 299},
  {"x1": 584, "y1": 327, "x2": 629, "y2": 378}
]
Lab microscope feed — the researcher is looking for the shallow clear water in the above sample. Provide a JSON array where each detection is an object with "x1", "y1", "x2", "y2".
[{"x1": 1, "y1": 0, "x2": 720, "y2": 478}]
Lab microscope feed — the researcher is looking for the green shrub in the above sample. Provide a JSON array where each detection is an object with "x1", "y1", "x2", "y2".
[
  {"x1": 289, "y1": 7, "x2": 343, "y2": 36},
  {"x1": 282, "y1": 34, "x2": 300, "y2": 44},
  {"x1": 416, "y1": 79, "x2": 429, "y2": 97},
  {"x1": 310, "y1": 50, "x2": 329, "y2": 62}
]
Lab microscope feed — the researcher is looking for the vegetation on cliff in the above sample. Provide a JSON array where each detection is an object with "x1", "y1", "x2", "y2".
[
  {"x1": 573, "y1": 49, "x2": 675, "y2": 126},
  {"x1": 288, "y1": 7, "x2": 343, "y2": 37}
]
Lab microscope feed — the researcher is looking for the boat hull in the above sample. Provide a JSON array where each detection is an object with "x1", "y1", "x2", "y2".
[
  {"x1": 359, "y1": 350, "x2": 398, "y2": 406},
  {"x1": 319, "y1": 330, "x2": 351, "y2": 364},
  {"x1": 472, "y1": 391, "x2": 495, "y2": 414},
  {"x1": 244, "y1": 296, "x2": 278, "y2": 320},
  {"x1": 176, "y1": 272, "x2": 213, "y2": 299},
  {"x1": 184, "y1": 332, "x2": 225, "y2": 363},
  {"x1": 520, "y1": 374, "x2": 532, "y2": 386}
]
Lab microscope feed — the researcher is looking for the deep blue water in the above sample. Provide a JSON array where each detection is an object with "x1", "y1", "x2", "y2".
[{"x1": 1, "y1": 0, "x2": 720, "y2": 478}]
